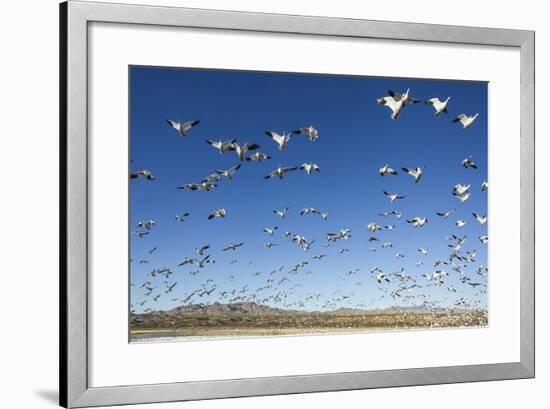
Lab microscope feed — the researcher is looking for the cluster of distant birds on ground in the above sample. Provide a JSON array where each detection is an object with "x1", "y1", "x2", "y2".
[{"x1": 130, "y1": 87, "x2": 488, "y2": 325}]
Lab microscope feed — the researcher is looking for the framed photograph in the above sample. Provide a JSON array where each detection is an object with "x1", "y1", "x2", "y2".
[{"x1": 60, "y1": 1, "x2": 534, "y2": 407}]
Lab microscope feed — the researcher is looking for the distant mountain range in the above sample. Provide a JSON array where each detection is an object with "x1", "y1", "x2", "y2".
[{"x1": 132, "y1": 302, "x2": 461, "y2": 317}]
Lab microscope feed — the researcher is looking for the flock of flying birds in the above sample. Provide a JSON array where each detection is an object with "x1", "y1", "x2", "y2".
[{"x1": 130, "y1": 87, "x2": 488, "y2": 322}]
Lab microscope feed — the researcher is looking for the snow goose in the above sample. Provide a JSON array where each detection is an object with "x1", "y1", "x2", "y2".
[
  {"x1": 436, "y1": 209, "x2": 455, "y2": 219},
  {"x1": 223, "y1": 242, "x2": 244, "y2": 251},
  {"x1": 424, "y1": 97, "x2": 451, "y2": 115},
  {"x1": 302, "y1": 239, "x2": 316, "y2": 252},
  {"x1": 216, "y1": 164, "x2": 242, "y2": 180},
  {"x1": 206, "y1": 138, "x2": 235, "y2": 154},
  {"x1": 479, "y1": 235, "x2": 489, "y2": 244},
  {"x1": 176, "y1": 212, "x2": 191, "y2": 222},
  {"x1": 461, "y1": 156, "x2": 478, "y2": 169},
  {"x1": 481, "y1": 181, "x2": 489, "y2": 191},
  {"x1": 265, "y1": 130, "x2": 294, "y2": 151},
  {"x1": 263, "y1": 226, "x2": 278, "y2": 235},
  {"x1": 418, "y1": 247, "x2": 429, "y2": 255},
  {"x1": 293, "y1": 125, "x2": 319, "y2": 141},
  {"x1": 292, "y1": 235, "x2": 307, "y2": 246},
  {"x1": 300, "y1": 207, "x2": 318, "y2": 216},
  {"x1": 318, "y1": 211, "x2": 330, "y2": 221},
  {"x1": 407, "y1": 217, "x2": 428, "y2": 228},
  {"x1": 452, "y1": 113, "x2": 479, "y2": 129},
  {"x1": 376, "y1": 273, "x2": 391, "y2": 283},
  {"x1": 377, "y1": 89, "x2": 419, "y2": 120},
  {"x1": 473, "y1": 213, "x2": 488, "y2": 225},
  {"x1": 367, "y1": 223, "x2": 382, "y2": 232},
  {"x1": 379, "y1": 164, "x2": 398, "y2": 176},
  {"x1": 246, "y1": 152, "x2": 271, "y2": 162},
  {"x1": 299, "y1": 162, "x2": 320, "y2": 175},
  {"x1": 383, "y1": 190, "x2": 405, "y2": 203},
  {"x1": 195, "y1": 245, "x2": 210, "y2": 256},
  {"x1": 264, "y1": 242, "x2": 278, "y2": 248},
  {"x1": 166, "y1": 119, "x2": 200, "y2": 137},
  {"x1": 208, "y1": 208, "x2": 226, "y2": 220},
  {"x1": 176, "y1": 213, "x2": 191, "y2": 222},
  {"x1": 401, "y1": 167, "x2": 424, "y2": 183},
  {"x1": 273, "y1": 207, "x2": 289, "y2": 219},
  {"x1": 227, "y1": 142, "x2": 260, "y2": 161},
  {"x1": 130, "y1": 169, "x2": 155, "y2": 180},
  {"x1": 264, "y1": 165, "x2": 299, "y2": 179},
  {"x1": 455, "y1": 220, "x2": 467, "y2": 228}
]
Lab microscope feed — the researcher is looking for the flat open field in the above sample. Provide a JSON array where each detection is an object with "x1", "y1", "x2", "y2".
[{"x1": 130, "y1": 310, "x2": 488, "y2": 341}]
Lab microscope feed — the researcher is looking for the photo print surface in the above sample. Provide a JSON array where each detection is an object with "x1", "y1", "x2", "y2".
[{"x1": 129, "y1": 66, "x2": 488, "y2": 342}]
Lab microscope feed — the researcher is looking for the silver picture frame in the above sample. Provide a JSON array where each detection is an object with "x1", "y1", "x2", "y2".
[{"x1": 60, "y1": 1, "x2": 535, "y2": 407}]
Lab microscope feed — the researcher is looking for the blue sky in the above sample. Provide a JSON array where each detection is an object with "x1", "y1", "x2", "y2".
[{"x1": 129, "y1": 66, "x2": 488, "y2": 313}]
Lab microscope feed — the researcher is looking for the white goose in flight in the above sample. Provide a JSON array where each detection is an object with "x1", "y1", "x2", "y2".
[
  {"x1": 473, "y1": 213, "x2": 488, "y2": 225},
  {"x1": 299, "y1": 162, "x2": 320, "y2": 175},
  {"x1": 246, "y1": 152, "x2": 271, "y2": 162},
  {"x1": 407, "y1": 217, "x2": 428, "y2": 228},
  {"x1": 367, "y1": 222, "x2": 382, "y2": 232},
  {"x1": 265, "y1": 130, "x2": 294, "y2": 151},
  {"x1": 222, "y1": 242, "x2": 244, "y2": 251},
  {"x1": 425, "y1": 97, "x2": 451, "y2": 115},
  {"x1": 376, "y1": 89, "x2": 419, "y2": 120},
  {"x1": 402, "y1": 167, "x2": 424, "y2": 183},
  {"x1": 208, "y1": 208, "x2": 226, "y2": 220},
  {"x1": 166, "y1": 119, "x2": 200, "y2": 137},
  {"x1": 264, "y1": 165, "x2": 298, "y2": 179},
  {"x1": 383, "y1": 190, "x2": 405, "y2": 203},
  {"x1": 318, "y1": 211, "x2": 330, "y2": 221},
  {"x1": 300, "y1": 207, "x2": 318, "y2": 216},
  {"x1": 216, "y1": 164, "x2": 242, "y2": 180},
  {"x1": 206, "y1": 138, "x2": 235, "y2": 154},
  {"x1": 453, "y1": 113, "x2": 479, "y2": 129},
  {"x1": 481, "y1": 181, "x2": 489, "y2": 191},
  {"x1": 195, "y1": 245, "x2": 210, "y2": 256},
  {"x1": 462, "y1": 156, "x2": 478, "y2": 169},
  {"x1": 455, "y1": 220, "x2": 467, "y2": 228},
  {"x1": 376, "y1": 273, "x2": 391, "y2": 283},
  {"x1": 130, "y1": 169, "x2": 155, "y2": 180},
  {"x1": 227, "y1": 142, "x2": 260, "y2": 161},
  {"x1": 263, "y1": 226, "x2": 278, "y2": 235},
  {"x1": 273, "y1": 207, "x2": 289, "y2": 219},
  {"x1": 379, "y1": 164, "x2": 398, "y2": 176},
  {"x1": 479, "y1": 235, "x2": 489, "y2": 244},
  {"x1": 293, "y1": 125, "x2": 319, "y2": 141},
  {"x1": 436, "y1": 209, "x2": 455, "y2": 219}
]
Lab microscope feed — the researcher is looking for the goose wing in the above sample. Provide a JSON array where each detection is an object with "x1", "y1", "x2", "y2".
[
  {"x1": 182, "y1": 120, "x2": 200, "y2": 130},
  {"x1": 281, "y1": 166, "x2": 298, "y2": 173},
  {"x1": 265, "y1": 131, "x2": 284, "y2": 145},
  {"x1": 387, "y1": 90, "x2": 402, "y2": 101}
]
